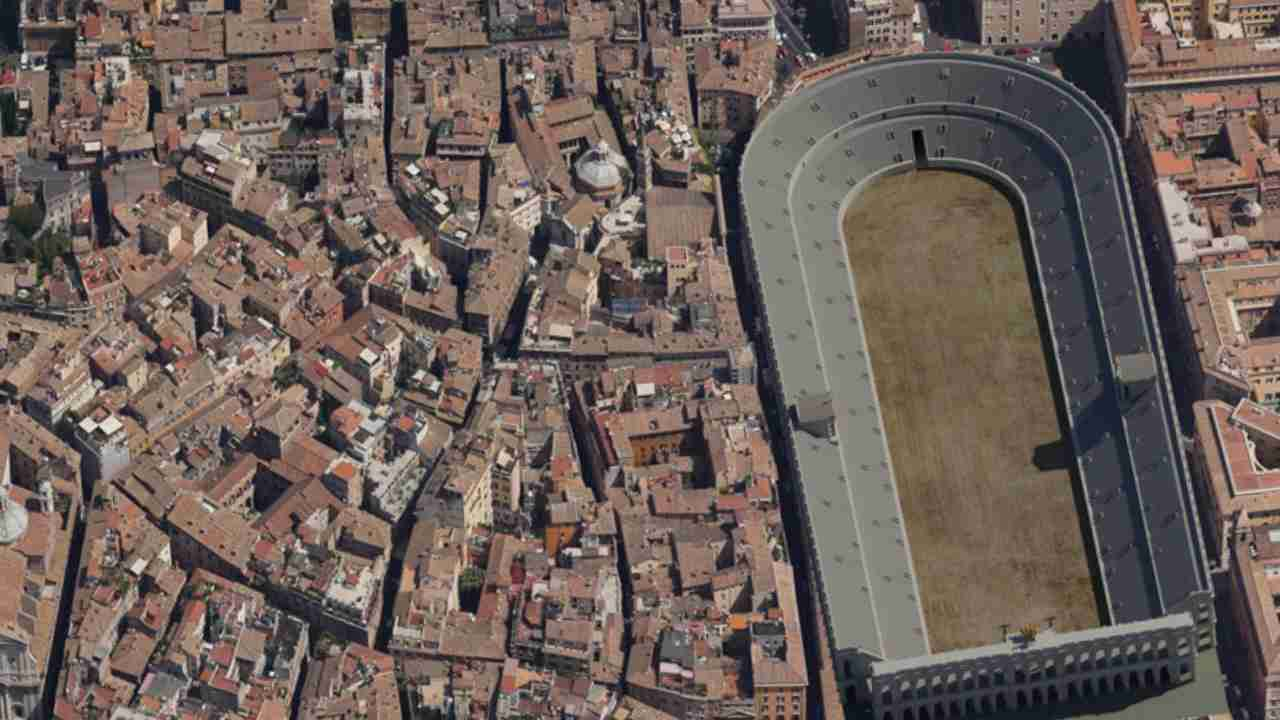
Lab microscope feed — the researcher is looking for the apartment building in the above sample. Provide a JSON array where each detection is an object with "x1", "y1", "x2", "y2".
[
  {"x1": 716, "y1": 0, "x2": 776, "y2": 40},
  {"x1": 1163, "y1": 0, "x2": 1229, "y2": 36},
  {"x1": 1191, "y1": 399, "x2": 1280, "y2": 718},
  {"x1": 1229, "y1": 0, "x2": 1280, "y2": 37},
  {"x1": 349, "y1": 0, "x2": 393, "y2": 39},
  {"x1": 1108, "y1": 0, "x2": 1280, "y2": 137},
  {"x1": 973, "y1": 0, "x2": 1099, "y2": 45},
  {"x1": 834, "y1": 0, "x2": 913, "y2": 51}
]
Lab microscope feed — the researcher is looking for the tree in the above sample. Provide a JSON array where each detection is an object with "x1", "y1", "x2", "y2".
[
  {"x1": 33, "y1": 229, "x2": 71, "y2": 275},
  {"x1": 6, "y1": 203, "x2": 43, "y2": 241},
  {"x1": 113, "y1": 572, "x2": 133, "y2": 598},
  {"x1": 0, "y1": 94, "x2": 18, "y2": 137},
  {"x1": 459, "y1": 566, "x2": 485, "y2": 591},
  {"x1": 458, "y1": 566, "x2": 485, "y2": 613},
  {"x1": 273, "y1": 361, "x2": 304, "y2": 389}
]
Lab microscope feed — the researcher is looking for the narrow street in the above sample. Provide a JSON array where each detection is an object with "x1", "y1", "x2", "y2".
[
  {"x1": 372, "y1": 0, "x2": 413, "y2": 660},
  {"x1": 776, "y1": 6, "x2": 815, "y2": 59}
]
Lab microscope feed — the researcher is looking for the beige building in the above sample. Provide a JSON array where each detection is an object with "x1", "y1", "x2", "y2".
[
  {"x1": 1191, "y1": 399, "x2": 1280, "y2": 718},
  {"x1": 834, "y1": 0, "x2": 913, "y2": 51},
  {"x1": 716, "y1": 0, "x2": 776, "y2": 40},
  {"x1": 1107, "y1": 0, "x2": 1280, "y2": 137},
  {"x1": 1229, "y1": 521, "x2": 1280, "y2": 720},
  {"x1": 1164, "y1": 0, "x2": 1229, "y2": 36},
  {"x1": 1176, "y1": 261, "x2": 1280, "y2": 406},
  {"x1": 1228, "y1": 0, "x2": 1280, "y2": 37},
  {"x1": 350, "y1": 0, "x2": 393, "y2": 39},
  {"x1": 696, "y1": 64, "x2": 774, "y2": 134},
  {"x1": 973, "y1": 0, "x2": 1099, "y2": 45},
  {"x1": 137, "y1": 197, "x2": 210, "y2": 256}
]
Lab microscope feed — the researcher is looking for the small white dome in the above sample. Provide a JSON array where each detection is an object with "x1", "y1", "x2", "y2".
[
  {"x1": 0, "y1": 494, "x2": 29, "y2": 545},
  {"x1": 575, "y1": 141, "x2": 628, "y2": 192}
]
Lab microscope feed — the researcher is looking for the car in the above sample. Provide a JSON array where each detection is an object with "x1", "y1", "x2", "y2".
[
  {"x1": 1027, "y1": 55, "x2": 1041, "y2": 64},
  {"x1": 1016, "y1": 46, "x2": 1034, "y2": 56}
]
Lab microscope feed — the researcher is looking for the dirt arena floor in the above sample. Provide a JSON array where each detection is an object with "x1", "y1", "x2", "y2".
[{"x1": 842, "y1": 169, "x2": 1101, "y2": 652}]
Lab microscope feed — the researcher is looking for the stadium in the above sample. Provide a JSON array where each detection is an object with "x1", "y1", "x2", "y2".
[{"x1": 738, "y1": 54, "x2": 1224, "y2": 719}]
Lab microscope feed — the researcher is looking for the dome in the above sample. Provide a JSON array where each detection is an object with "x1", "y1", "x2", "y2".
[
  {"x1": 575, "y1": 141, "x2": 628, "y2": 192},
  {"x1": 0, "y1": 492, "x2": 29, "y2": 546}
]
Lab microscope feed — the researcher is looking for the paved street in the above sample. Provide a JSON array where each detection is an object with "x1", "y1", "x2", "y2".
[{"x1": 775, "y1": 3, "x2": 814, "y2": 60}]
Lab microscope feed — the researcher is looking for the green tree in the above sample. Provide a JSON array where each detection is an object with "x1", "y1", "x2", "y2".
[
  {"x1": 459, "y1": 566, "x2": 485, "y2": 591},
  {"x1": 6, "y1": 203, "x2": 43, "y2": 240},
  {"x1": 273, "y1": 360, "x2": 304, "y2": 389},
  {"x1": 32, "y1": 229, "x2": 70, "y2": 275}
]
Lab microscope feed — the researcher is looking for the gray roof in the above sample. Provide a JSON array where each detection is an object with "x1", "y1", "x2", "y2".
[
  {"x1": 739, "y1": 54, "x2": 1211, "y2": 661},
  {"x1": 795, "y1": 392, "x2": 834, "y2": 425},
  {"x1": 18, "y1": 157, "x2": 82, "y2": 204},
  {"x1": 1115, "y1": 352, "x2": 1158, "y2": 384}
]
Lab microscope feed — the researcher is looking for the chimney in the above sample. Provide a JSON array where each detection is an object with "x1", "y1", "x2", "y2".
[
  {"x1": 38, "y1": 481, "x2": 54, "y2": 514},
  {"x1": 642, "y1": 144, "x2": 654, "y2": 191}
]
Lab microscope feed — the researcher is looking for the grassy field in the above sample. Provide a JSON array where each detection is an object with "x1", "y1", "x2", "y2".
[{"x1": 842, "y1": 170, "x2": 1100, "y2": 652}]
